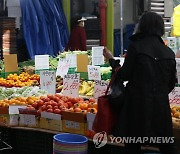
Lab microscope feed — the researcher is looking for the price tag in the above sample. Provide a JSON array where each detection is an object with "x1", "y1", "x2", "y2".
[
  {"x1": 176, "y1": 58, "x2": 180, "y2": 84},
  {"x1": 63, "y1": 74, "x2": 80, "y2": 97},
  {"x1": 40, "y1": 70, "x2": 56, "y2": 94},
  {"x1": 35, "y1": 55, "x2": 49, "y2": 70},
  {"x1": 65, "y1": 120, "x2": 80, "y2": 130},
  {"x1": 66, "y1": 54, "x2": 77, "y2": 67},
  {"x1": 19, "y1": 114, "x2": 36, "y2": 126},
  {"x1": 88, "y1": 65, "x2": 101, "y2": 80},
  {"x1": 94, "y1": 80, "x2": 109, "y2": 100},
  {"x1": 9, "y1": 105, "x2": 26, "y2": 114},
  {"x1": 169, "y1": 87, "x2": 180, "y2": 106},
  {"x1": 56, "y1": 59, "x2": 70, "y2": 77},
  {"x1": 9, "y1": 115, "x2": 19, "y2": 126}
]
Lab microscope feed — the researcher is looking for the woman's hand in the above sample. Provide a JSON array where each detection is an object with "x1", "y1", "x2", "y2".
[{"x1": 103, "y1": 47, "x2": 114, "y2": 60}]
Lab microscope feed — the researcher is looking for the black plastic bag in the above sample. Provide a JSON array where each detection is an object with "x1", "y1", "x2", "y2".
[{"x1": 108, "y1": 67, "x2": 125, "y2": 108}]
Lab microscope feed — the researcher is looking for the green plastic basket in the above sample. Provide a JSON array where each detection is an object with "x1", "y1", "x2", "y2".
[
  {"x1": 35, "y1": 69, "x2": 55, "y2": 75},
  {"x1": 76, "y1": 72, "x2": 88, "y2": 80},
  {"x1": 67, "y1": 67, "x2": 76, "y2": 74},
  {"x1": 0, "y1": 71, "x2": 19, "y2": 78}
]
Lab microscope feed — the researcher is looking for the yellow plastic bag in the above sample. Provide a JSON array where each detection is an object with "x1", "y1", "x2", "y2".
[{"x1": 173, "y1": 4, "x2": 180, "y2": 36}]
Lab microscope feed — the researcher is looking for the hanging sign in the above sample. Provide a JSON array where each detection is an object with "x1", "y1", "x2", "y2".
[
  {"x1": 63, "y1": 74, "x2": 80, "y2": 98},
  {"x1": 40, "y1": 70, "x2": 56, "y2": 94}
]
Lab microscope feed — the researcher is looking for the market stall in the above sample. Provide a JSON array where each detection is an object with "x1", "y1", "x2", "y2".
[{"x1": 0, "y1": 48, "x2": 180, "y2": 153}]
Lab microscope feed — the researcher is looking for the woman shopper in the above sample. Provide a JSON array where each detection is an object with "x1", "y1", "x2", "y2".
[
  {"x1": 65, "y1": 16, "x2": 87, "y2": 51},
  {"x1": 103, "y1": 12, "x2": 179, "y2": 154}
]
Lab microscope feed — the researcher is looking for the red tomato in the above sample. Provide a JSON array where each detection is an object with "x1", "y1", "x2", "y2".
[
  {"x1": 67, "y1": 102, "x2": 73, "y2": 108},
  {"x1": 41, "y1": 105, "x2": 47, "y2": 111},
  {"x1": 74, "y1": 107, "x2": 82, "y2": 112},
  {"x1": 54, "y1": 109, "x2": 61, "y2": 114},
  {"x1": 47, "y1": 105, "x2": 53, "y2": 109},
  {"x1": 32, "y1": 102, "x2": 38, "y2": 109},
  {"x1": 55, "y1": 94, "x2": 62, "y2": 99},
  {"x1": 53, "y1": 106, "x2": 59, "y2": 110},
  {"x1": 89, "y1": 98, "x2": 95, "y2": 103},
  {"x1": 47, "y1": 108, "x2": 53, "y2": 113}
]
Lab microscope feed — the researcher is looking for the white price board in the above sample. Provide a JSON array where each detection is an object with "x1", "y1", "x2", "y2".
[
  {"x1": 92, "y1": 46, "x2": 104, "y2": 56},
  {"x1": 35, "y1": 55, "x2": 49, "y2": 70},
  {"x1": 176, "y1": 58, "x2": 180, "y2": 84},
  {"x1": 63, "y1": 74, "x2": 80, "y2": 98},
  {"x1": 92, "y1": 46, "x2": 104, "y2": 66},
  {"x1": 94, "y1": 80, "x2": 109, "y2": 100},
  {"x1": 19, "y1": 114, "x2": 36, "y2": 126},
  {"x1": 66, "y1": 54, "x2": 77, "y2": 67},
  {"x1": 40, "y1": 70, "x2": 56, "y2": 94},
  {"x1": 169, "y1": 87, "x2": 180, "y2": 106},
  {"x1": 88, "y1": 65, "x2": 101, "y2": 81},
  {"x1": 56, "y1": 59, "x2": 70, "y2": 77}
]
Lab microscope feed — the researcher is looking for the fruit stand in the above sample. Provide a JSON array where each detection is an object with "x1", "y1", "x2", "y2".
[{"x1": 0, "y1": 51, "x2": 180, "y2": 153}]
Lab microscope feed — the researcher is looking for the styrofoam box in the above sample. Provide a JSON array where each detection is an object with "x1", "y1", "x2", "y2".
[
  {"x1": 8, "y1": 6, "x2": 22, "y2": 17},
  {"x1": 87, "y1": 113, "x2": 96, "y2": 131},
  {"x1": 7, "y1": 0, "x2": 20, "y2": 7}
]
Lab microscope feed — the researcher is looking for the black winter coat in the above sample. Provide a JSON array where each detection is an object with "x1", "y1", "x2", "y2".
[{"x1": 110, "y1": 34, "x2": 177, "y2": 138}]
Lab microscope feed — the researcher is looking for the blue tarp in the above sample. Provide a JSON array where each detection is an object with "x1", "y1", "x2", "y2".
[
  {"x1": 20, "y1": 0, "x2": 69, "y2": 59},
  {"x1": 114, "y1": 24, "x2": 135, "y2": 57}
]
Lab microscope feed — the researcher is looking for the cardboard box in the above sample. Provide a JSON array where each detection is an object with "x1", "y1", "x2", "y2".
[
  {"x1": 19, "y1": 108, "x2": 39, "y2": 128},
  {"x1": 0, "y1": 114, "x2": 19, "y2": 127},
  {"x1": 0, "y1": 106, "x2": 26, "y2": 127},
  {"x1": 87, "y1": 113, "x2": 96, "y2": 131},
  {"x1": 40, "y1": 112, "x2": 62, "y2": 131},
  {"x1": 62, "y1": 111, "x2": 87, "y2": 135}
]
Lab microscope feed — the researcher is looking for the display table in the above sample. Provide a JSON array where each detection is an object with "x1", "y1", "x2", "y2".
[{"x1": 0, "y1": 126, "x2": 179, "y2": 154}]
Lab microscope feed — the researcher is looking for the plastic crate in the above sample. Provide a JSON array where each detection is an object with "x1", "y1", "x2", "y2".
[{"x1": 0, "y1": 71, "x2": 19, "y2": 78}]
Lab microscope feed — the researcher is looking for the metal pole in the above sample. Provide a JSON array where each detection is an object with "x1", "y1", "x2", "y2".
[{"x1": 120, "y1": 0, "x2": 123, "y2": 57}]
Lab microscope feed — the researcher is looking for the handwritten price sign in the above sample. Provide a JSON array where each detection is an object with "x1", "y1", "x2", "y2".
[
  {"x1": 176, "y1": 59, "x2": 180, "y2": 84},
  {"x1": 169, "y1": 87, "x2": 180, "y2": 106},
  {"x1": 63, "y1": 74, "x2": 80, "y2": 97},
  {"x1": 56, "y1": 59, "x2": 70, "y2": 77},
  {"x1": 94, "y1": 80, "x2": 109, "y2": 100},
  {"x1": 40, "y1": 70, "x2": 56, "y2": 94},
  {"x1": 88, "y1": 65, "x2": 101, "y2": 81}
]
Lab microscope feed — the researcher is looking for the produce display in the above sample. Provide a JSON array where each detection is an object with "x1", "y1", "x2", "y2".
[
  {"x1": 0, "y1": 96, "x2": 40, "y2": 107},
  {"x1": 0, "y1": 72, "x2": 40, "y2": 87},
  {"x1": 79, "y1": 80, "x2": 94, "y2": 96},
  {"x1": 0, "y1": 86, "x2": 47, "y2": 100},
  {"x1": 0, "y1": 51, "x2": 179, "y2": 141},
  {"x1": 27, "y1": 94, "x2": 97, "y2": 115}
]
